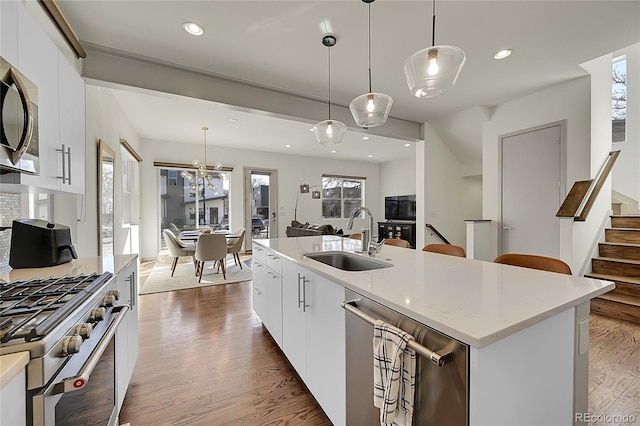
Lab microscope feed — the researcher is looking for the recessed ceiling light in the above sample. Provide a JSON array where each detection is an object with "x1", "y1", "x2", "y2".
[
  {"x1": 331, "y1": 150, "x2": 337, "y2": 154},
  {"x1": 368, "y1": 154, "x2": 374, "y2": 158},
  {"x1": 404, "y1": 143, "x2": 411, "y2": 147},
  {"x1": 183, "y1": 21, "x2": 204, "y2": 36},
  {"x1": 285, "y1": 144, "x2": 292, "y2": 148},
  {"x1": 309, "y1": 128, "x2": 315, "y2": 132},
  {"x1": 494, "y1": 49, "x2": 512, "y2": 60},
  {"x1": 362, "y1": 136, "x2": 370, "y2": 140},
  {"x1": 229, "y1": 118, "x2": 238, "y2": 123}
]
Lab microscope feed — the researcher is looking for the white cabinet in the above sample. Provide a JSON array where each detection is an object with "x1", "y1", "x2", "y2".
[
  {"x1": 16, "y1": 2, "x2": 60, "y2": 191},
  {"x1": 0, "y1": 0, "x2": 19, "y2": 66},
  {"x1": 9, "y1": 0, "x2": 85, "y2": 194},
  {"x1": 56, "y1": 53, "x2": 85, "y2": 194},
  {"x1": 251, "y1": 243, "x2": 283, "y2": 348},
  {"x1": 282, "y1": 260, "x2": 346, "y2": 426},
  {"x1": 115, "y1": 258, "x2": 139, "y2": 412},
  {"x1": 0, "y1": 352, "x2": 28, "y2": 426}
]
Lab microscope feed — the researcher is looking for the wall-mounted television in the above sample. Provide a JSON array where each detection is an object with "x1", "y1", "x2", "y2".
[{"x1": 384, "y1": 195, "x2": 416, "y2": 221}]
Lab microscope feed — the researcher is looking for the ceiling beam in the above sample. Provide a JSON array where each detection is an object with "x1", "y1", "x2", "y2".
[{"x1": 82, "y1": 43, "x2": 422, "y2": 142}]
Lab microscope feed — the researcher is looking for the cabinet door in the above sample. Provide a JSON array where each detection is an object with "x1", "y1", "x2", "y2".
[
  {"x1": 1, "y1": 0, "x2": 18, "y2": 66},
  {"x1": 281, "y1": 260, "x2": 307, "y2": 379},
  {"x1": 115, "y1": 259, "x2": 139, "y2": 411},
  {"x1": 252, "y1": 260, "x2": 268, "y2": 323},
  {"x1": 0, "y1": 357, "x2": 26, "y2": 426},
  {"x1": 57, "y1": 53, "x2": 85, "y2": 194},
  {"x1": 16, "y1": 3, "x2": 61, "y2": 191},
  {"x1": 304, "y1": 272, "x2": 346, "y2": 426},
  {"x1": 263, "y1": 268, "x2": 282, "y2": 348}
]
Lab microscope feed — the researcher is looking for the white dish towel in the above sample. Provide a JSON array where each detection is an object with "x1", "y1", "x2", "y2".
[{"x1": 373, "y1": 319, "x2": 417, "y2": 426}]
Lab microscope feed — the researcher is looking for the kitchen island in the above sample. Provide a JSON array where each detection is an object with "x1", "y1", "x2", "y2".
[{"x1": 252, "y1": 236, "x2": 614, "y2": 426}]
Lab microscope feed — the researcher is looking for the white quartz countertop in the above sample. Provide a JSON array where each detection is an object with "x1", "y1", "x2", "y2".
[
  {"x1": 255, "y1": 236, "x2": 614, "y2": 348},
  {"x1": 4, "y1": 254, "x2": 137, "y2": 282}
]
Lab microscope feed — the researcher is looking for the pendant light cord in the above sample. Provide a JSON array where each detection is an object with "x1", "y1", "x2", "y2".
[
  {"x1": 432, "y1": 0, "x2": 436, "y2": 46},
  {"x1": 328, "y1": 44, "x2": 332, "y2": 120},
  {"x1": 368, "y1": 1, "x2": 372, "y2": 93}
]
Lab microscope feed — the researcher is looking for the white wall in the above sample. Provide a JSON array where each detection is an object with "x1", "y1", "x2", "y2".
[
  {"x1": 140, "y1": 140, "x2": 382, "y2": 261},
  {"x1": 416, "y1": 124, "x2": 477, "y2": 249},
  {"x1": 483, "y1": 77, "x2": 592, "y2": 263},
  {"x1": 611, "y1": 43, "x2": 640, "y2": 207},
  {"x1": 380, "y1": 154, "x2": 416, "y2": 216},
  {"x1": 67, "y1": 85, "x2": 142, "y2": 258}
]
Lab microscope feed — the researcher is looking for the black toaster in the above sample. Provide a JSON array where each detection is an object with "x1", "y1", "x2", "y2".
[{"x1": 9, "y1": 219, "x2": 78, "y2": 269}]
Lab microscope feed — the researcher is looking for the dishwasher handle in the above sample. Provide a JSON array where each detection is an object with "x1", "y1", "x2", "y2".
[{"x1": 341, "y1": 300, "x2": 457, "y2": 367}]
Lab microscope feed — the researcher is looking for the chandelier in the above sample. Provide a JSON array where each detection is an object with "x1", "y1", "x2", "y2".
[{"x1": 180, "y1": 126, "x2": 223, "y2": 191}]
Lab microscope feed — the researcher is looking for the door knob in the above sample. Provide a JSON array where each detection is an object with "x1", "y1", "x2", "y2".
[{"x1": 502, "y1": 225, "x2": 512, "y2": 231}]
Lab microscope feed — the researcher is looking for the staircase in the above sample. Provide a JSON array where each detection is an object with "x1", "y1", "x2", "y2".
[{"x1": 587, "y1": 215, "x2": 640, "y2": 323}]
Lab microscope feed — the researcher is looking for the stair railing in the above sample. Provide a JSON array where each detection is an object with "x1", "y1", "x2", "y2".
[
  {"x1": 426, "y1": 224, "x2": 451, "y2": 245},
  {"x1": 557, "y1": 150, "x2": 620, "y2": 221}
]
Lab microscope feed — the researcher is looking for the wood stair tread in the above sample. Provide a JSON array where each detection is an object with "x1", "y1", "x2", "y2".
[
  {"x1": 594, "y1": 256, "x2": 640, "y2": 265},
  {"x1": 585, "y1": 273, "x2": 640, "y2": 285},
  {"x1": 611, "y1": 215, "x2": 640, "y2": 218},
  {"x1": 596, "y1": 292, "x2": 640, "y2": 307},
  {"x1": 599, "y1": 241, "x2": 640, "y2": 248},
  {"x1": 606, "y1": 227, "x2": 640, "y2": 231}
]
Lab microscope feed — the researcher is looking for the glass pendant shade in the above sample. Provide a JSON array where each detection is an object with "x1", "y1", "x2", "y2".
[
  {"x1": 404, "y1": 45, "x2": 466, "y2": 98},
  {"x1": 313, "y1": 119, "x2": 346, "y2": 145},
  {"x1": 349, "y1": 92, "x2": 393, "y2": 128}
]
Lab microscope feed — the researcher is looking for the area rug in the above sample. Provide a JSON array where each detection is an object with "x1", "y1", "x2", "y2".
[{"x1": 140, "y1": 256, "x2": 253, "y2": 295}]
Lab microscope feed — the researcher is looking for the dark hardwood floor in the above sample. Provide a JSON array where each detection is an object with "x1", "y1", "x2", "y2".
[
  {"x1": 121, "y1": 260, "x2": 640, "y2": 425},
  {"x1": 119, "y1": 260, "x2": 331, "y2": 426}
]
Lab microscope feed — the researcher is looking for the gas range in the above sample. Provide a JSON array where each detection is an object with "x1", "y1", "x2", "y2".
[{"x1": 0, "y1": 272, "x2": 118, "y2": 390}]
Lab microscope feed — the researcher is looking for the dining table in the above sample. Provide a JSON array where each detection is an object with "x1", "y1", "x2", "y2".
[{"x1": 179, "y1": 229, "x2": 239, "y2": 243}]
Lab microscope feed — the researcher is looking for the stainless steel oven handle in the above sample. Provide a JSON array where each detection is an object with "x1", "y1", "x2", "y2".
[{"x1": 54, "y1": 305, "x2": 129, "y2": 394}]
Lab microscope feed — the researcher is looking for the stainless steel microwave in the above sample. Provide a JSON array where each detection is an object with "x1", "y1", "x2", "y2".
[{"x1": 1, "y1": 56, "x2": 39, "y2": 175}]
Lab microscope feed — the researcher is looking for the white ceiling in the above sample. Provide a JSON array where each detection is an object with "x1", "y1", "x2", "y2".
[{"x1": 57, "y1": 0, "x2": 640, "y2": 163}]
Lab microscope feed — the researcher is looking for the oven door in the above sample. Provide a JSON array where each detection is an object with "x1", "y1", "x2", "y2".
[{"x1": 29, "y1": 305, "x2": 129, "y2": 426}]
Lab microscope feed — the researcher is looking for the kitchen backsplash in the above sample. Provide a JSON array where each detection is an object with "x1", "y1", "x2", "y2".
[{"x1": 0, "y1": 192, "x2": 22, "y2": 277}]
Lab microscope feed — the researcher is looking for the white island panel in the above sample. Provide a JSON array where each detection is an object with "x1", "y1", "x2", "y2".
[{"x1": 254, "y1": 236, "x2": 613, "y2": 348}]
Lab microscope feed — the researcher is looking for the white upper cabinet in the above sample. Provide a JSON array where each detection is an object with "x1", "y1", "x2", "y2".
[
  {"x1": 0, "y1": 0, "x2": 19, "y2": 66},
  {"x1": 6, "y1": 0, "x2": 85, "y2": 195},
  {"x1": 57, "y1": 53, "x2": 85, "y2": 194}
]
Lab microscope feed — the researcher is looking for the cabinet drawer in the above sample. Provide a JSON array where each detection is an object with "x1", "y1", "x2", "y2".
[
  {"x1": 265, "y1": 252, "x2": 282, "y2": 275},
  {"x1": 253, "y1": 244, "x2": 266, "y2": 263}
]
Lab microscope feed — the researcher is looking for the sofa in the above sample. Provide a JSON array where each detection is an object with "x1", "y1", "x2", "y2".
[{"x1": 286, "y1": 220, "x2": 340, "y2": 237}]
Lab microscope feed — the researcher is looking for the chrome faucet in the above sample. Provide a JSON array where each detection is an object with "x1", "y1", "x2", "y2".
[
  {"x1": 346, "y1": 206, "x2": 377, "y2": 254},
  {"x1": 367, "y1": 239, "x2": 385, "y2": 256}
]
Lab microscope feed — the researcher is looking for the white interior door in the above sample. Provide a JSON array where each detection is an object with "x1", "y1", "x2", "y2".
[
  {"x1": 244, "y1": 168, "x2": 278, "y2": 249},
  {"x1": 501, "y1": 124, "x2": 563, "y2": 257}
]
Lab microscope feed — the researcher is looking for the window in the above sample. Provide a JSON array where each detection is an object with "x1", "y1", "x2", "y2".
[
  {"x1": 612, "y1": 57, "x2": 627, "y2": 143},
  {"x1": 321, "y1": 175, "x2": 365, "y2": 219},
  {"x1": 120, "y1": 140, "x2": 142, "y2": 225}
]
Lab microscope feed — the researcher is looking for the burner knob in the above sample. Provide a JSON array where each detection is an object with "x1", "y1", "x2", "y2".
[
  {"x1": 108, "y1": 289, "x2": 120, "y2": 300},
  {"x1": 101, "y1": 295, "x2": 116, "y2": 307},
  {"x1": 90, "y1": 307, "x2": 106, "y2": 322},
  {"x1": 74, "y1": 323, "x2": 93, "y2": 339},
  {"x1": 60, "y1": 335, "x2": 82, "y2": 357}
]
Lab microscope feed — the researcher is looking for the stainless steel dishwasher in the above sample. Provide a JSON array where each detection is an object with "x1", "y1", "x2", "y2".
[{"x1": 344, "y1": 288, "x2": 469, "y2": 425}]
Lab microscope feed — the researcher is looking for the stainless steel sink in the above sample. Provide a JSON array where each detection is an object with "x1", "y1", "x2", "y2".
[{"x1": 303, "y1": 251, "x2": 392, "y2": 271}]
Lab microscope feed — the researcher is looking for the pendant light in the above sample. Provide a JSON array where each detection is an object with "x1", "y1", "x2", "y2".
[
  {"x1": 403, "y1": 0, "x2": 466, "y2": 98},
  {"x1": 349, "y1": 0, "x2": 392, "y2": 128},
  {"x1": 313, "y1": 34, "x2": 346, "y2": 146},
  {"x1": 180, "y1": 127, "x2": 221, "y2": 191}
]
